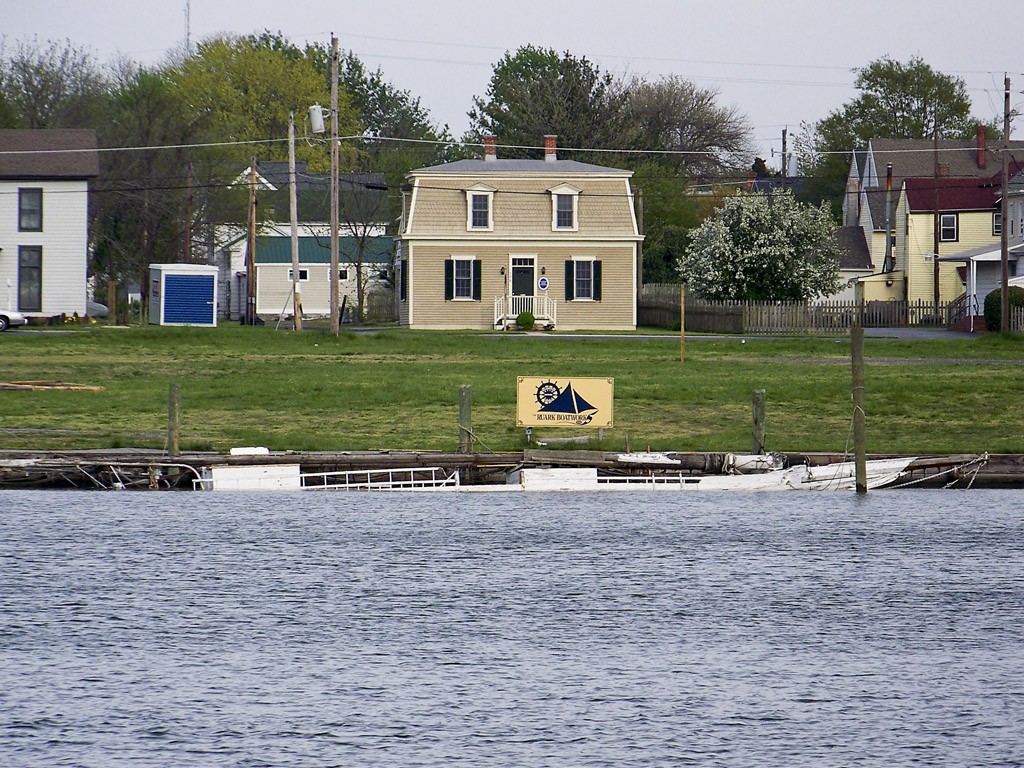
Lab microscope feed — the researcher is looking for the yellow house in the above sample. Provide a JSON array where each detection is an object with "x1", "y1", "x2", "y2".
[
  {"x1": 397, "y1": 136, "x2": 643, "y2": 330},
  {"x1": 896, "y1": 176, "x2": 1004, "y2": 303}
]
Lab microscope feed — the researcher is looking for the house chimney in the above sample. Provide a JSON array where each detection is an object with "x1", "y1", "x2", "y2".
[
  {"x1": 544, "y1": 134, "x2": 557, "y2": 162},
  {"x1": 483, "y1": 135, "x2": 497, "y2": 162},
  {"x1": 977, "y1": 124, "x2": 987, "y2": 169}
]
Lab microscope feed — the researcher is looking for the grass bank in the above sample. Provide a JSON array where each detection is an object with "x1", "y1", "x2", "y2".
[{"x1": 2, "y1": 325, "x2": 1022, "y2": 454}]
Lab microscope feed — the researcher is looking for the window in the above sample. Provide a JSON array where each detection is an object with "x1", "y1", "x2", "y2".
[
  {"x1": 549, "y1": 184, "x2": 580, "y2": 231},
  {"x1": 466, "y1": 187, "x2": 494, "y2": 231},
  {"x1": 18, "y1": 246, "x2": 42, "y2": 312},
  {"x1": 993, "y1": 212, "x2": 1003, "y2": 237},
  {"x1": 940, "y1": 213, "x2": 958, "y2": 242},
  {"x1": 287, "y1": 268, "x2": 309, "y2": 281},
  {"x1": 564, "y1": 258, "x2": 602, "y2": 301},
  {"x1": 399, "y1": 259, "x2": 408, "y2": 302},
  {"x1": 19, "y1": 188, "x2": 42, "y2": 232},
  {"x1": 444, "y1": 258, "x2": 481, "y2": 301},
  {"x1": 339, "y1": 269, "x2": 348, "y2": 281},
  {"x1": 555, "y1": 194, "x2": 575, "y2": 228}
]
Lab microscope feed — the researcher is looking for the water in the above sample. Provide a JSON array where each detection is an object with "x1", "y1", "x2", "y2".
[{"x1": 1, "y1": 489, "x2": 1023, "y2": 767}]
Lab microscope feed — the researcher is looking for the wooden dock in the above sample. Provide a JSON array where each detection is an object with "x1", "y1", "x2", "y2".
[{"x1": 0, "y1": 449, "x2": 1016, "y2": 490}]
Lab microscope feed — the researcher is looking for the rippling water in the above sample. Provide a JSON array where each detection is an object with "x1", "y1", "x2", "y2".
[{"x1": 1, "y1": 489, "x2": 1023, "y2": 767}]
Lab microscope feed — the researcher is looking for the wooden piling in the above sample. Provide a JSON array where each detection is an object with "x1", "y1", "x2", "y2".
[
  {"x1": 752, "y1": 389, "x2": 766, "y2": 455},
  {"x1": 851, "y1": 326, "x2": 867, "y2": 493},
  {"x1": 167, "y1": 383, "x2": 181, "y2": 457},
  {"x1": 458, "y1": 384, "x2": 472, "y2": 453}
]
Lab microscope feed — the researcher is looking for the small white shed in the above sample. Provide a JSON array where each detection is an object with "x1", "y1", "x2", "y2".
[{"x1": 149, "y1": 264, "x2": 219, "y2": 326}]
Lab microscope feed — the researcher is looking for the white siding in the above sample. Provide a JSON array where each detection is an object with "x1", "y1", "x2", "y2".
[{"x1": 0, "y1": 179, "x2": 89, "y2": 316}]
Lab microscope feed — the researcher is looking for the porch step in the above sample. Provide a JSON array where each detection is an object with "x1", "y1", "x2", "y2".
[{"x1": 948, "y1": 315, "x2": 986, "y2": 333}]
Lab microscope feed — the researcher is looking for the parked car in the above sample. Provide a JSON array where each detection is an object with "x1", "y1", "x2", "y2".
[{"x1": 0, "y1": 309, "x2": 28, "y2": 332}]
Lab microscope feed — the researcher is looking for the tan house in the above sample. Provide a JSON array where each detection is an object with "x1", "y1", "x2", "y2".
[{"x1": 397, "y1": 136, "x2": 643, "y2": 330}]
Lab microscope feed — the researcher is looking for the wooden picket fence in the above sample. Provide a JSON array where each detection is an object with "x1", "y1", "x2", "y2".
[{"x1": 638, "y1": 284, "x2": 955, "y2": 335}]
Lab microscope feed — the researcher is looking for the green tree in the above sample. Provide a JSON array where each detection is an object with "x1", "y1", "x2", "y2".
[
  {"x1": 467, "y1": 45, "x2": 633, "y2": 161},
  {"x1": 632, "y1": 162, "x2": 701, "y2": 283},
  {"x1": 90, "y1": 63, "x2": 198, "y2": 290},
  {"x1": 167, "y1": 34, "x2": 357, "y2": 170},
  {"x1": 679, "y1": 192, "x2": 841, "y2": 301},
  {"x1": 0, "y1": 38, "x2": 107, "y2": 128},
  {"x1": 796, "y1": 56, "x2": 985, "y2": 210}
]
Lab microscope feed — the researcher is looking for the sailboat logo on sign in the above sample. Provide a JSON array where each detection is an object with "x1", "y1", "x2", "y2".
[
  {"x1": 534, "y1": 380, "x2": 599, "y2": 425},
  {"x1": 516, "y1": 377, "x2": 614, "y2": 428}
]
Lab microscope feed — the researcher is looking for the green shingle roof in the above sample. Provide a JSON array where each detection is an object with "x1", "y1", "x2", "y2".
[{"x1": 255, "y1": 236, "x2": 393, "y2": 265}]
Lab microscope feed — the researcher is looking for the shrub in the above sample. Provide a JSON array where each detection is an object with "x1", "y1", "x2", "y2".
[
  {"x1": 983, "y1": 285, "x2": 1024, "y2": 331},
  {"x1": 516, "y1": 311, "x2": 535, "y2": 331}
]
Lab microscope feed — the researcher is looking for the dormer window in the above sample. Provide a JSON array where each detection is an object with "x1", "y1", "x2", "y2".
[
  {"x1": 549, "y1": 184, "x2": 580, "y2": 231},
  {"x1": 466, "y1": 185, "x2": 495, "y2": 231}
]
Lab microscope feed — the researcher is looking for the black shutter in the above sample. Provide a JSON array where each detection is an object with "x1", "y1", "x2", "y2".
[
  {"x1": 564, "y1": 260, "x2": 574, "y2": 301},
  {"x1": 593, "y1": 260, "x2": 602, "y2": 301},
  {"x1": 472, "y1": 259, "x2": 482, "y2": 301},
  {"x1": 400, "y1": 259, "x2": 408, "y2": 302},
  {"x1": 444, "y1": 259, "x2": 453, "y2": 301}
]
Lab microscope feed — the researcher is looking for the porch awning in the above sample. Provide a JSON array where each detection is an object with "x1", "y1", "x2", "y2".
[{"x1": 937, "y1": 237, "x2": 1024, "y2": 263}]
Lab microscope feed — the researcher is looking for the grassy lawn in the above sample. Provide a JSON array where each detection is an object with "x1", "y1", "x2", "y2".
[{"x1": 2, "y1": 324, "x2": 1023, "y2": 455}]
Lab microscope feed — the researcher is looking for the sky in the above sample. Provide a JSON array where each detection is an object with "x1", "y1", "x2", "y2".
[{"x1": 4, "y1": 0, "x2": 1022, "y2": 167}]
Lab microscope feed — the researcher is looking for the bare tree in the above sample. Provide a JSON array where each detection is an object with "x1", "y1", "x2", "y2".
[
  {"x1": 624, "y1": 75, "x2": 753, "y2": 178},
  {"x1": 0, "y1": 38, "x2": 107, "y2": 128}
]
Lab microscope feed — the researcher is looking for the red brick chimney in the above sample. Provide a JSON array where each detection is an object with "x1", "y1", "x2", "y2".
[
  {"x1": 977, "y1": 124, "x2": 987, "y2": 169},
  {"x1": 544, "y1": 134, "x2": 557, "y2": 162},
  {"x1": 484, "y1": 135, "x2": 497, "y2": 162}
]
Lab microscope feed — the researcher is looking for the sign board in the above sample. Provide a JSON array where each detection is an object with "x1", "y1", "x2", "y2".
[
  {"x1": 516, "y1": 376, "x2": 614, "y2": 428},
  {"x1": 538, "y1": 276, "x2": 549, "y2": 291}
]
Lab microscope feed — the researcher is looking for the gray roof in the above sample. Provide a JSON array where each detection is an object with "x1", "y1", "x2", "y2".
[
  {"x1": 254, "y1": 161, "x2": 384, "y2": 192},
  {"x1": 836, "y1": 226, "x2": 872, "y2": 270},
  {"x1": 413, "y1": 158, "x2": 630, "y2": 175},
  {"x1": 0, "y1": 129, "x2": 99, "y2": 179},
  {"x1": 862, "y1": 137, "x2": 1024, "y2": 190},
  {"x1": 865, "y1": 188, "x2": 896, "y2": 232}
]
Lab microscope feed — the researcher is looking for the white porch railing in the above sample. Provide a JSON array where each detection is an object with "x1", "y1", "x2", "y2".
[{"x1": 494, "y1": 295, "x2": 557, "y2": 329}]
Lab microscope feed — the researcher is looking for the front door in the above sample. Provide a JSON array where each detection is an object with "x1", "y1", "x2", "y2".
[
  {"x1": 511, "y1": 257, "x2": 535, "y2": 299},
  {"x1": 510, "y1": 257, "x2": 535, "y2": 319}
]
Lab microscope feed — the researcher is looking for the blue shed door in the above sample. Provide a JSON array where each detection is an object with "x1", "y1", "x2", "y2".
[{"x1": 163, "y1": 274, "x2": 215, "y2": 325}]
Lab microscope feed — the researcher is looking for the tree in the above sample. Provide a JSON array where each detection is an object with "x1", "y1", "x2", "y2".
[
  {"x1": 624, "y1": 76, "x2": 752, "y2": 178},
  {"x1": 467, "y1": 45, "x2": 633, "y2": 161},
  {"x1": 167, "y1": 34, "x2": 357, "y2": 170},
  {"x1": 90, "y1": 62, "x2": 197, "y2": 293},
  {"x1": 679, "y1": 192, "x2": 842, "y2": 301},
  {"x1": 0, "y1": 38, "x2": 107, "y2": 128},
  {"x1": 632, "y1": 162, "x2": 701, "y2": 283},
  {"x1": 796, "y1": 56, "x2": 984, "y2": 209}
]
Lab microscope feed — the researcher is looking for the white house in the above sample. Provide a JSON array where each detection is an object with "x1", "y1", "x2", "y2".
[
  {"x1": 212, "y1": 161, "x2": 392, "y2": 320},
  {"x1": 0, "y1": 129, "x2": 99, "y2": 318}
]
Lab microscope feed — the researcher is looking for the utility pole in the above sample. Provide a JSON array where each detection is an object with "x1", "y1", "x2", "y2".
[
  {"x1": 1001, "y1": 75, "x2": 1011, "y2": 333},
  {"x1": 330, "y1": 34, "x2": 340, "y2": 337},
  {"x1": 932, "y1": 125, "x2": 941, "y2": 309},
  {"x1": 884, "y1": 163, "x2": 893, "y2": 274},
  {"x1": 183, "y1": 161, "x2": 192, "y2": 264},
  {"x1": 288, "y1": 112, "x2": 302, "y2": 331},
  {"x1": 780, "y1": 128, "x2": 787, "y2": 192},
  {"x1": 245, "y1": 157, "x2": 257, "y2": 325}
]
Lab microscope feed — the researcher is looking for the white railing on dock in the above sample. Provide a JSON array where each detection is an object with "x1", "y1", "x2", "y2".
[
  {"x1": 494, "y1": 295, "x2": 557, "y2": 329},
  {"x1": 300, "y1": 466, "x2": 460, "y2": 491}
]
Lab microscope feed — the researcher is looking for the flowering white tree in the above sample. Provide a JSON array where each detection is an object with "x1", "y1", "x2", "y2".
[{"x1": 679, "y1": 192, "x2": 842, "y2": 301}]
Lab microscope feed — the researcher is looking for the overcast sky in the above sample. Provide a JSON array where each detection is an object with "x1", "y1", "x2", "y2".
[{"x1": 5, "y1": 0, "x2": 1022, "y2": 166}]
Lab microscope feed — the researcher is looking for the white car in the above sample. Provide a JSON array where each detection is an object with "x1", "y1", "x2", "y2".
[{"x1": 0, "y1": 309, "x2": 28, "y2": 332}]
